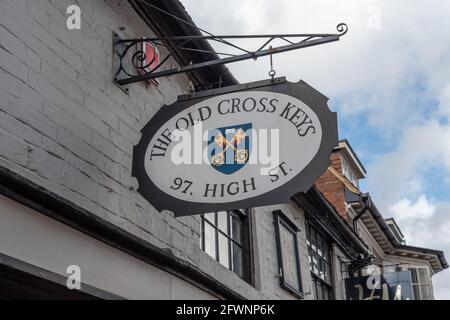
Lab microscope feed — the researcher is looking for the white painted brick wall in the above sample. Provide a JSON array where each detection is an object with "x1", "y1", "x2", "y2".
[
  {"x1": 252, "y1": 203, "x2": 314, "y2": 299},
  {"x1": 0, "y1": 0, "x2": 335, "y2": 300}
]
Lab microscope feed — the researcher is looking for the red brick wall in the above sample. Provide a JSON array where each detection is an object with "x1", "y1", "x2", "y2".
[{"x1": 315, "y1": 151, "x2": 352, "y2": 224}]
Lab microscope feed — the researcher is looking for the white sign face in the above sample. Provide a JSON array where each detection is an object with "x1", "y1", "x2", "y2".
[
  {"x1": 145, "y1": 91, "x2": 321, "y2": 203},
  {"x1": 132, "y1": 79, "x2": 337, "y2": 216}
]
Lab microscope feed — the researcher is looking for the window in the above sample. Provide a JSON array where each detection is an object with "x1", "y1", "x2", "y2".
[
  {"x1": 306, "y1": 222, "x2": 333, "y2": 300},
  {"x1": 200, "y1": 210, "x2": 252, "y2": 282},
  {"x1": 342, "y1": 158, "x2": 358, "y2": 187},
  {"x1": 273, "y1": 210, "x2": 303, "y2": 298},
  {"x1": 408, "y1": 267, "x2": 433, "y2": 300}
]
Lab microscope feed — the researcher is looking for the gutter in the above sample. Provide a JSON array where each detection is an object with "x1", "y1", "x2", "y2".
[
  {"x1": 346, "y1": 191, "x2": 449, "y2": 271},
  {"x1": 293, "y1": 187, "x2": 370, "y2": 261},
  {"x1": 370, "y1": 200, "x2": 448, "y2": 270},
  {"x1": 352, "y1": 192, "x2": 370, "y2": 232}
]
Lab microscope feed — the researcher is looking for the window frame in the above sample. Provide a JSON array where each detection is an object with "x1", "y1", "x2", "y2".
[
  {"x1": 200, "y1": 209, "x2": 253, "y2": 283},
  {"x1": 273, "y1": 210, "x2": 303, "y2": 298},
  {"x1": 408, "y1": 267, "x2": 433, "y2": 300},
  {"x1": 306, "y1": 221, "x2": 334, "y2": 300},
  {"x1": 341, "y1": 156, "x2": 359, "y2": 188}
]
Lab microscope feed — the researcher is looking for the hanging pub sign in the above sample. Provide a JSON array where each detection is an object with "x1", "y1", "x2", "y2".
[
  {"x1": 345, "y1": 272, "x2": 415, "y2": 300},
  {"x1": 132, "y1": 77, "x2": 338, "y2": 216}
]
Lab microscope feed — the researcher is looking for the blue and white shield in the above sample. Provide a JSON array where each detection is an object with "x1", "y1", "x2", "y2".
[{"x1": 208, "y1": 123, "x2": 252, "y2": 175}]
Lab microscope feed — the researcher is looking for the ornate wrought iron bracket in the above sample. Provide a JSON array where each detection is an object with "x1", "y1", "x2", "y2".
[{"x1": 113, "y1": 23, "x2": 348, "y2": 86}]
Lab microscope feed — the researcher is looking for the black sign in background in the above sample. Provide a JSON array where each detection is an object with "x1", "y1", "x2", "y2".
[{"x1": 345, "y1": 272, "x2": 414, "y2": 300}]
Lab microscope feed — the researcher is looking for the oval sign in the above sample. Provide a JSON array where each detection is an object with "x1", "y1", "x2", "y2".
[{"x1": 132, "y1": 78, "x2": 337, "y2": 216}]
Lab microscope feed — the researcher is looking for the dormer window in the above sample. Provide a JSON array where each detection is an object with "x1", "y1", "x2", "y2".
[
  {"x1": 341, "y1": 158, "x2": 358, "y2": 187},
  {"x1": 332, "y1": 140, "x2": 366, "y2": 190}
]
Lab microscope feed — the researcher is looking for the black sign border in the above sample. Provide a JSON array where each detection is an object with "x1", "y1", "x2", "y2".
[{"x1": 132, "y1": 77, "x2": 338, "y2": 216}]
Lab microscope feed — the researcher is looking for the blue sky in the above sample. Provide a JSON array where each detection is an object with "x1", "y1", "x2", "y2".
[{"x1": 183, "y1": 0, "x2": 450, "y2": 299}]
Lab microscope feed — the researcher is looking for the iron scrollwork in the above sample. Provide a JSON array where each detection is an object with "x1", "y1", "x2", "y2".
[{"x1": 113, "y1": 23, "x2": 348, "y2": 86}]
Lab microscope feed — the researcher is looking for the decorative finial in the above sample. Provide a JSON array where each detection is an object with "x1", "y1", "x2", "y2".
[{"x1": 337, "y1": 23, "x2": 348, "y2": 36}]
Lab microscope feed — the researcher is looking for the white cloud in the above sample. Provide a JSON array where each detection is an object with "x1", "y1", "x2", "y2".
[
  {"x1": 388, "y1": 197, "x2": 450, "y2": 253},
  {"x1": 387, "y1": 195, "x2": 438, "y2": 247},
  {"x1": 367, "y1": 120, "x2": 450, "y2": 206},
  {"x1": 389, "y1": 195, "x2": 436, "y2": 221},
  {"x1": 185, "y1": 0, "x2": 450, "y2": 135},
  {"x1": 438, "y1": 83, "x2": 450, "y2": 119}
]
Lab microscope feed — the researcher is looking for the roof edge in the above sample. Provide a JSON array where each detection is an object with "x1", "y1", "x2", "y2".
[
  {"x1": 129, "y1": 0, "x2": 239, "y2": 90},
  {"x1": 349, "y1": 194, "x2": 448, "y2": 272},
  {"x1": 335, "y1": 139, "x2": 367, "y2": 176}
]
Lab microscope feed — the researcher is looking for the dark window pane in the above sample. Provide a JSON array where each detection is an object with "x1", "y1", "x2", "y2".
[
  {"x1": 323, "y1": 241, "x2": 330, "y2": 261},
  {"x1": 322, "y1": 285, "x2": 329, "y2": 300},
  {"x1": 230, "y1": 212, "x2": 242, "y2": 244},
  {"x1": 232, "y1": 242, "x2": 243, "y2": 277},
  {"x1": 316, "y1": 258, "x2": 322, "y2": 278},
  {"x1": 319, "y1": 258, "x2": 326, "y2": 280},
  {"x1": 316, "y1": 281, "x2": 322, "y2": 300},
  {"x1": 413, "y1": 284, "x2": 420, "y2": 300},
  {"x1": 409, "y1": 269, "x2": 418, "y2": 284},
  {"x1": 312, "y1": 252, "x2": 318, "y2": 274},
  {"x1": 306, "y1": 224, "x2": 310, "y2": 245},
  {"x1": 204, "y1": 222, "x2": 216, "y2": 259},
  {"x1": 317, "y1": 235, "x2": 322, "y2": 257},
  {"x1": 325, "y1": 262, "x2": 332, "y2": 283},
  {"x1": 311, "y1": 228, "x2": 316, "y2": 251}
]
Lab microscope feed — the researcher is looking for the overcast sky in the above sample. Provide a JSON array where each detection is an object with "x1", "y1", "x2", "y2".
[{"x1": 183, "y1": 0, "x2": 450, "y2": 299}]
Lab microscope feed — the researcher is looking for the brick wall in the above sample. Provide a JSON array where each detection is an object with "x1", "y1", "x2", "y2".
[{"x1": 315, "y1": 151, "x2": 352, "y2": 224}]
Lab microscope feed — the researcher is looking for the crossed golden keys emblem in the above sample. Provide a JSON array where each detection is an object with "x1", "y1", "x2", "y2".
[{"x1": 211, "y1": 128, "x2": 249, "y2": 166}]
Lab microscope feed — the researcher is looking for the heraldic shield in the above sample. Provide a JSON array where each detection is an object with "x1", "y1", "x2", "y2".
[{"x1": 208, "y1": 123, "x2": 252, "y2": 175}]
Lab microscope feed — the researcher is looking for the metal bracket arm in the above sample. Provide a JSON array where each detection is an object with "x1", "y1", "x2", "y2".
[{"x1": 113, "y1": 23, "x2": 348, "y2": 86}]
